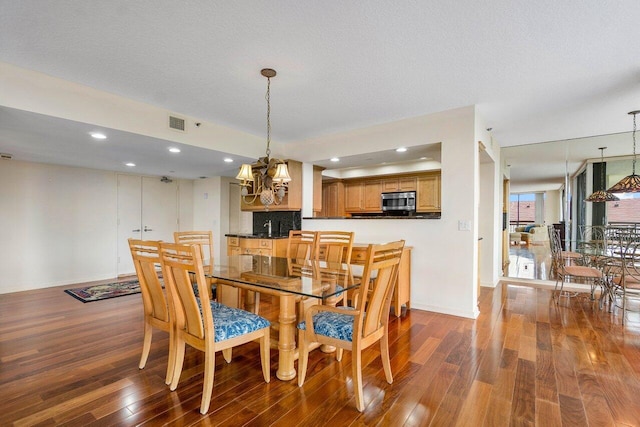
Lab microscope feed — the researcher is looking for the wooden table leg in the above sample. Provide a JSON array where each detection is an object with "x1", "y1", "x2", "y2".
[{"x1": 276, "y1": 293, "x2": 297, "y2": 381}]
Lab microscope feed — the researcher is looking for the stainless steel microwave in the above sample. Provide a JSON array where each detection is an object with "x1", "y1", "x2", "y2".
[{"x1": 381, "y1": 191, "x2": 416, "y2": 212}]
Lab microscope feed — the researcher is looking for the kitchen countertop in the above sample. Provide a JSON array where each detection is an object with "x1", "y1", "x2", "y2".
[
  {"x1": 225, "y1": 233, "x2": 290, "y2": 239},
  {"x1": 303, "y1": 214, "x2": 441, "y2": 220}
]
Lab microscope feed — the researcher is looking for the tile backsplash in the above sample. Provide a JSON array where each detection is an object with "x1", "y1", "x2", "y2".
[{"x1": 253, "y1": 211, "x2": 301, "y2": 236}]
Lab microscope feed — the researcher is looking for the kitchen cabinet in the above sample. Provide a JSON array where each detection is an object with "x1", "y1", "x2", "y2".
[
  {"x1": 345, "y1": 180, "x2": 382, "y2": 212},
  {"x1": 313, "y1": 166, "x2": 324, "y2": 216},
  {"x1": 351, "y1": 245, "x2": 412, "y2": 317},
  {"x1": 227, "y1": 236, "x2": 289, "y2": 257},
  {"x1": 240, "y1": 160, "x2": 303, "y2": 212},
  {"x1": 416, "y1": 173, "x2": 441, "y2": 212},
  {"x1": 382, "y1": 176, "x2": 417, "y2": 192},
  {"x1": 322, "y1": 181, "x2": 345, "y2": 217},
  {"x1": 319, "y1": 171, "x2": 441, "y2": 216},
  {"x1": 363, "y1": 180, "x2": 382, "y2": 212},
  {"x1": 344, "y1": 182, "x2": 363, "y2": 212}
]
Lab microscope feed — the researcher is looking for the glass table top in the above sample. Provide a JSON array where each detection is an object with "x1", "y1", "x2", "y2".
[{"x1": 208, "y1": 255, "x2": 358, "y2": 300}]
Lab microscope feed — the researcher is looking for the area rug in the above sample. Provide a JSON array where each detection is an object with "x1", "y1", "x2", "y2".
[{"x1": 64, "y1": 280, "x2": 141, "y2": 303}]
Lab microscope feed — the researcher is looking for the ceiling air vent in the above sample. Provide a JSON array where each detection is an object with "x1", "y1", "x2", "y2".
[
  {"x1": 1, "y1": 153, "x2": 13, "y2": 160},
  {"x1": 168, "y1": 115, "x2": 186, "y2": 132}
]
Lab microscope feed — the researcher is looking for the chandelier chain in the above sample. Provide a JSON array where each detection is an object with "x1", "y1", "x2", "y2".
[
  {"x1": 265, "y1": 76, "x2": 271, "y2": 158},
  {"x1": 633, "y1": 111, "x2": 637, "y2": 174}
]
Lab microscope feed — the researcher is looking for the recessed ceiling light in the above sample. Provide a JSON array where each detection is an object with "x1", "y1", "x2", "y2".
[
  {"x1": 420, "y1": 156, "x2": 427, "y2": 160},
  {"x1": 125, "y1": 162, "x2": 136, "y2": 167},
  {"x1": 330, "y1": 157, "x2": 340, "y2": 162},
  {"x1": 396, "y1": 147, "x2": 407, "y2": 152},
  {"x1": 168, "y1": 147, "x2": 181, "y2": 153},
  {"x1": 90, "y1": 132, "x2": 107, "y2": 140},
  {"x1": 224, "y1": 158, "x2": 233, "y2": 163}
]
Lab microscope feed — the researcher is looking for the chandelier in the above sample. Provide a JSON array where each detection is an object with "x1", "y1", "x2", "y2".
[
  {"x1": 236, "y1": 68, "x2": 291, "y2": 208},
  {"x1": 608, "y1": 110, "x2": 640, "y2": 193},
  {"x1": 585, "y1": 147, "x2": 619, "y2": 202}
]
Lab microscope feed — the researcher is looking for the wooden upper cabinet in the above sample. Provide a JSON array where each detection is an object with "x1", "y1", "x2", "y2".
[
  {"x1": 344, "y1": 182, "x2": 363, "y2": 212},
  {"x1": 319, "y1": 171, "x2": 441, "y2": 216},
  {"x1": 363, "y1": 180, "x2": 382, "y2": 212},
  {"x1": 313, "y1": 166, "x2": 324, "y2": 216},
  {"x1": 345, "y1": 180, "x2": 382, "y2": 213},
  {"x1": 382, "y1": 176, "x2": 417, "y2": 192},
  {"x1": 240, "y1": 160, "x2": 302, "y2": 211},
  {"x1": 416, "y1": 173, "x2": 441, "y2": 212},
  {"x1": 322, "y1": 181, "x2": 345, "y2": 217}
]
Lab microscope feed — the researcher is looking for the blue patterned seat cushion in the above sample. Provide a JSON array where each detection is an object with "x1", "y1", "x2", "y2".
[
  {"x1": 197, "y1": 299, "x2": 270, "y2": 341},
  {"x1": 298, "y1": 307, "x2": 356, "y2": 342}
]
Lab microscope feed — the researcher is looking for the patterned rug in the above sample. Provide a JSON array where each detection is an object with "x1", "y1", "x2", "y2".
[{"x1": 64, "y1": 279, "x2": 141, "y2": 303}]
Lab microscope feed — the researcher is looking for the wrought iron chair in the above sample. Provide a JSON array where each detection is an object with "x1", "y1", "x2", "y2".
[
  {"x1": 608, "y1": 239, "x2": 640, "y2": 325},
  {"x1": 549, "y1": 227, "x2": 604, "y2": 302},
  {"x1": 297, "y1": 240, "x2": 405, "y2": 412}
]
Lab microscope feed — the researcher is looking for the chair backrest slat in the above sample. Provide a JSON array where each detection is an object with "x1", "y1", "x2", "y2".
[
  {"x1": 287, "y1": 230, "x2": 318, "y2": 260},
  {"x1": 160, "y1": 242, "x2": 212, "y2": 341},
  {"x1": 316, "y1": 231, "x2": 354, "y2": 264},
  {"x1": 174, "y1": 231, "x2": 214, "y2": 265},
  {"x1": 129, "y1": 239, "x2": 169, "y2": 322}
]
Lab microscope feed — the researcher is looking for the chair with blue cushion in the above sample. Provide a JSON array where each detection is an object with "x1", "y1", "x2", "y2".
[
  {"x1": 297, "y1": 240, "x2": 405, "y2": 412},
  {"x1": 128, "y1": 239, "x2": 174, "y2": 385},
  {"x1": 159, "y1": 242, "x2": 270, "y2": 415}
]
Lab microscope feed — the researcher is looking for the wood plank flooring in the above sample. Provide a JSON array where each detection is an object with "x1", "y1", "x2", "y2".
[{"x1": 2, "y1": 280, "x2": 640, "y2": 426}]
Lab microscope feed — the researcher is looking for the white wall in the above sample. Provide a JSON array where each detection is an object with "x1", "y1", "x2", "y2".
[
  {"x1": 0, "y1": 160, "x2": 195, "y2": 294},
  {"x1": 192, "y1": 177, "x2": 234, "y2": 262},
  {"x1": 0, "y1": 160, "x2": 118, "y2": 292},
  {"x1": 479, "y1": 161, "x2": 499, "y2": 287},
  {"x1": 298, "y1": 106, "x2": 480, "y2": 319},
  {"x1": 544, "y1": 190, "x2": 561, "y2": 225}
]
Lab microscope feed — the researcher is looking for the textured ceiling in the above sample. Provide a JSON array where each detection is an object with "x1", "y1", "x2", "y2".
[{"x1": 1, "y1": 1, "x2": 640, "y2": 182}]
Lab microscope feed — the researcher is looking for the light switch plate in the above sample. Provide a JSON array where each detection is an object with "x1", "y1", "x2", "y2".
[{"x1": 458, "y1": 220, "x2": 471, "y2": 231}]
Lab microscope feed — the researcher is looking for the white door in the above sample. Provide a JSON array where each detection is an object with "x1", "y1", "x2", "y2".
[
  {"x1": 141, "y1": 176, "x2": 178, "y2": 242},
  {"x1": 117, "y1": 175, "x2": 178, "y2": 276}
]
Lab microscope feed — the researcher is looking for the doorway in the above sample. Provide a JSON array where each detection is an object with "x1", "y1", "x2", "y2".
[{"x1": 117, "y1": 175, "x2": 178, "y2": 276}]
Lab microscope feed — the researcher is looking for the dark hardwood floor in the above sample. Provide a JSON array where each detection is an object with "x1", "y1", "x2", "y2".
[{"x1": 2, "y1": 278, "x2": 640, "y2": 426}]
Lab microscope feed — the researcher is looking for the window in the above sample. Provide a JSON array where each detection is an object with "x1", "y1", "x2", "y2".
[{"x1": 510, "y1": 193, "x2": 537, "y2": 227}]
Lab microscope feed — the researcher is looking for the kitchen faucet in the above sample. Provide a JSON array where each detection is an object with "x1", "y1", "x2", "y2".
[{"x1": 263, "y1": 220, "x2": 272, "y2": 237}]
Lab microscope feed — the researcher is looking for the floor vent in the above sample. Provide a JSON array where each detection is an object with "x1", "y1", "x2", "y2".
[{"x1": 169, "y1": 115, "x2": 186, "y2": 132}]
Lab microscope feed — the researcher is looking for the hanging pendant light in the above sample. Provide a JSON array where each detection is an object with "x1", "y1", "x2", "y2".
[
  {"x1": 586, "y1": 147, "x2": 619, "y2": 202},
  {"x1": 607, "y1": 110, "x2": 640, "y2": 193},
  {"x1": 236, "y1": 68, "x2": 291, "y2": 209}
]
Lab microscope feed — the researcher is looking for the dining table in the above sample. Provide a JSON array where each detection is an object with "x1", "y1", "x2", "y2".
[{"x1": 207, "y1": 254, "x2": 358, "y2": 381}]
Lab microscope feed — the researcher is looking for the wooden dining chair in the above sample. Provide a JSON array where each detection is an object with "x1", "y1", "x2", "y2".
[
  {"x1": 285, "y1": 231, "x2": 319, "y2": 319},
  {"x1": 128, "y1": 239, "x2": 174, "y2": 385},
  {"x1": 174, "y1": 231, "x2": 215, "y2": 298},
  {"x1": 315, "y1": 230, "x2": 354, "y2": 264},
  {"x1": 287, "y1": 230, "x2": 318, "y2": 260},
  {"x1": 297, "y1": 240, "x2": 405, "y2": 412},
  {"x1": 315, "y1": 231, "x2": 354, "y2": 306},
  {"x1": 159, "y1": 242, "x2": 271, "y2": 414}
]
